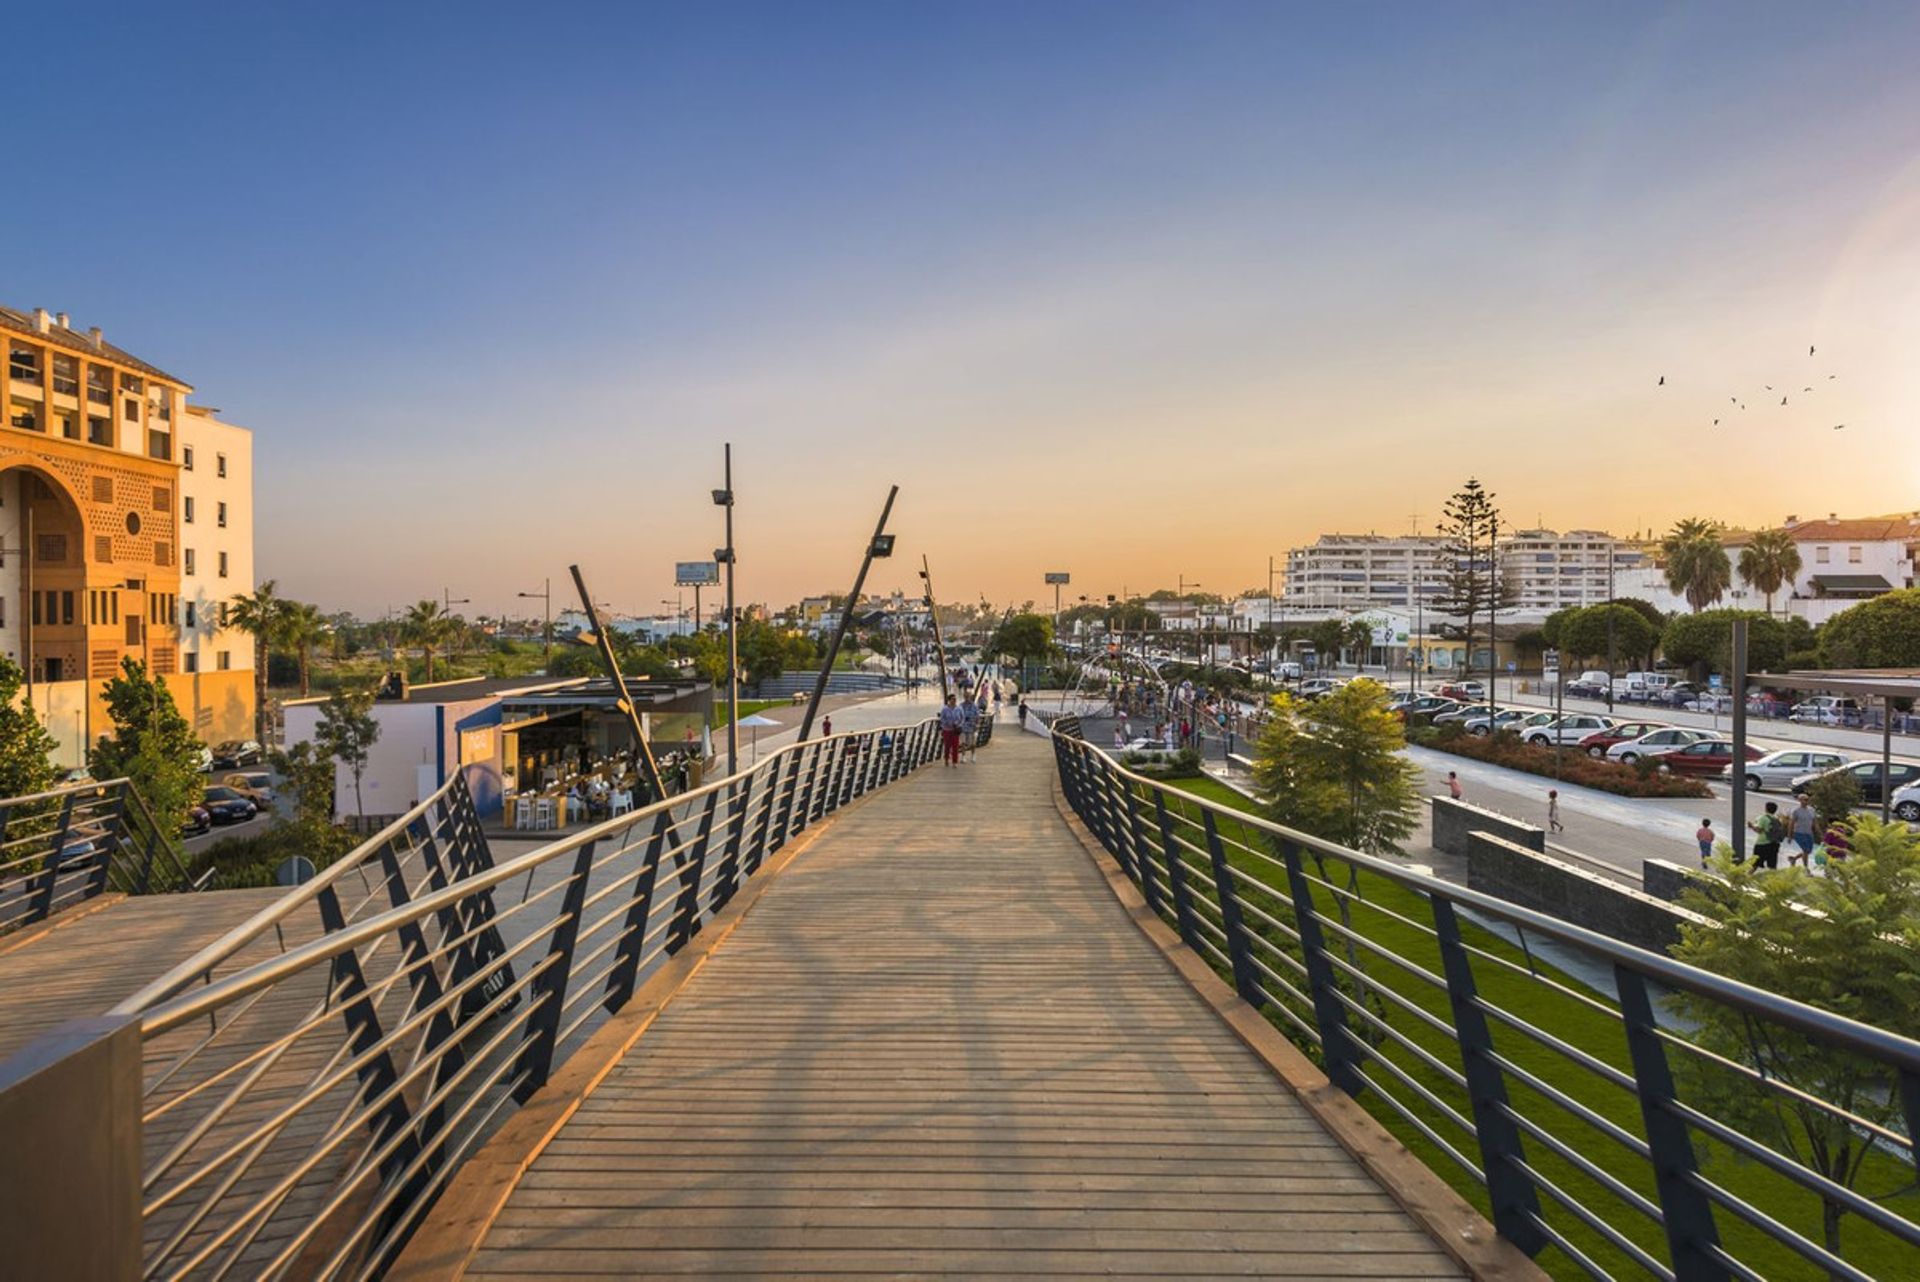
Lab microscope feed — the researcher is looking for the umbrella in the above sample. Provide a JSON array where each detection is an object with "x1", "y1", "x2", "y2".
[{"x1": 737, "y1": 713, "x2": 783, "y2": 762}]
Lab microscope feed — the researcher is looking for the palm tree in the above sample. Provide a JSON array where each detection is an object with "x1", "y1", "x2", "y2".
[
  {"x1": 1737, "y1": 528, "x2": 1803, "y2": 620},
  {"x1": 227, "y1": 581, "x2": 290, "y2": 745},
  {"x1": 1661, "y1": 518, "x2": 1732, "y2": 612},
  {"x1": 402, "y1": 599, "x2": 455, "y2": 683},
  {"x1": 281, "y1": 601, "x2": 328, "y2": 698}
]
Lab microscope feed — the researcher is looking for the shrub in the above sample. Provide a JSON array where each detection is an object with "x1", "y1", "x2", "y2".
[
  {"x1": 1422, "y1": 729, "x2": 1711, "y2": 798},
  {"x1": 200, "y1": 822, "x2": 355, "y2": 890},
  {"x1": 1805, "y1": 770, "x2": 1862, "y2": 830}
]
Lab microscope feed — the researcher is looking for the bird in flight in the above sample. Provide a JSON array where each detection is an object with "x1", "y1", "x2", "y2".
[
  {"x1": 1833, "y1": 423, "x2": 1846, "y2": 431},
  {"x1": 1765, "y1": 385, "x2": 1773, "y2": 390},
  {"x1": 1658, "y1": 375, "x2": 1665, "y2": 386},
  {"x1": 1810, "y1": 345, "x2": 1816, "y2": 355},
  {"x1": 1803, "y1": 386, "x2": 1812, "y2": 392},
  {"x1": 1713, "y1": 418, "x2": 1720, "y2": 426},
  {"x1": 1781, "y1": 396, "x2": 1788, "y2": 406}
]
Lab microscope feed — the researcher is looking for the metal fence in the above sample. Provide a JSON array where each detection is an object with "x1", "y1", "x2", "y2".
[
  {"x1": 1049, "y1": 726, "x2": 1920, "y2": 1281},
  {"x1": 0, "y1": 777, "x2": 203, "y2": 934},
  {"x1": 35, "y1": 716, "x2": 958, "y2": 1280}
]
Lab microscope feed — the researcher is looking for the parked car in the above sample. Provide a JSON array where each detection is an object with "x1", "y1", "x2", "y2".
[
  {"x1": 1398, "y1": 696, "x2": 1460, "y2": 720},
  {"x1": 1606, "y1": 727, "x2": 1710, "y2": 763},
  {"x1": 1892, "y1": 781, "x2": 1920, "y2": 823},
  {"x1": 193, "y1": 744, "x2": 214, "y2": 773},
  {"x1": 1296, "y1": 678, "x2": 1343, "y2": 699},
  {"x1": 222, "y1": 771, "x2": 277, "y2": 804},
  {"x1": 1275, "y1": 661, "x2": 1304, "y2": 681},
  {"x1": 200, "y1": 786, "x2": 258, "y2": 825},
  {"x1": 1654, "y1": 740, "x2": 1763, "y2": 776},
  {"x1": 1654, "y1": 681, "x2": 1707, "y2": 708},
  {"x1": 1564, "y1": 670, "x2": 1612, "y2": 698},
  {"x1": 1435, "y1": 681, "x2": 1485, "y2": 701},
  {"x1": 210, "y1": 740, "x2": 263, "y2": 770},
  {"x1": 1464, "y1": 709, "x2": 1553, "y2": 736},
  {"x1": 1685, "y1": 694, "x2": 1736, "y2": 714},
  {"x1": 1611, "y1": 671, "x2": 1674, "y2": 703},
  {"x1": 1734, "y1": 750, "x2": 1853, "y2": 792},
  {"x1": 1433, "y1": 702, "x2": 1493, "y2": 725},
  {"x1": 1788, "y1": 696, "x2": 1866, "y2": 727},
  {"x1": 180, "y1": 806, "x2": 212, "y2": 837},
  {"x1": 1789, "y1": 761, "x2": 1920, "y2": 806},
  {"x1": 1575, "y1": 721, "x2": 1668, "y2": 759},
  {"x1": 1522, "y1": 714, "x2": 1616, "y2": 747}
]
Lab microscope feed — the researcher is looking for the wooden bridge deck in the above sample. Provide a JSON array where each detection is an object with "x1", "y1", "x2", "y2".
[{"x1": 462, "y1": 730, "x2": 1468, "y2": 1279}]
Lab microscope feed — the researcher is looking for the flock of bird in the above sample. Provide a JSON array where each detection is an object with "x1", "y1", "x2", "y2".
[{"x1": 1658, "y1": 345, "x2": 1845, "y2": 430}]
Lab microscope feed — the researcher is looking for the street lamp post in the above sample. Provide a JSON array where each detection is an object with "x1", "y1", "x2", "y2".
[
  {"x1": 712, "y1": 444, "x2": 739, "y2": 776},
  {"x1": 517, "y1": 579, "x2": 552, "y2": 672},
  {"x1": 919, "y1": 556, "x2": 950, "y2": 702}
]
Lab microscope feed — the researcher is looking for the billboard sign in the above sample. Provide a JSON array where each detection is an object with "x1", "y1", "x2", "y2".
[
  {"x1": 675, "y1": 561, "x2": 720, "y2": 586},
  {"x1": 1044, "y1": 572, "x2": 1071, "y2": 585}
]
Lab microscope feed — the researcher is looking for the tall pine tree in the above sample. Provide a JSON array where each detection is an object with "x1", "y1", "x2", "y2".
[{"x1": 1431, "y1": 478, "x2": 1515, "y2": 689}]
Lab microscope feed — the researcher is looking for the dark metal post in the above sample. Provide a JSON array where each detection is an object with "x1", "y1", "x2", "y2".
[
  {"x1": 317, "y1": 886, "x2": 420, "y2": 1173},
  {"x1": 1729, "y1": 618, "x2": 1748, "y2": 860},
  {"x1": 669, "y1": 792, "x2": 720, "y2": 950},
  {"x1": 512, "y1": 841, "x2": 596, "y2": 1101},
  {"x1": 1616, "y1": 966, "x2": 1728, "y2": 1279},
  {"x1": 568, "y1": 564, "x2": 666, "y2": 802},
  {"x1": 709, "y1": 774, "x2": 754, "y2": 915},
  {"x1": 30, "y1": 791, "x2": 79, "y2": 923},
  {"x1": 1202, "y1": 810, "x2": 1262, "y2": 1008},
  {"x1": 1281, "y1": 839, "x2": 1363, "y2": 1095},
  {"x1": 721, "y1": 443, "x2": 739, "y2": 776},
  {"x1": 604, "y1": 810, "x2": 673, "y2": 1013},
  {"x1": 1122, "y1": 775, "x2": 1162, "y2": 914},
  {"x1": 1153, "y1": 791, "x2": 1201, "y2": 950},
  {"x1": 921, "y1": 555, "x2": 951, "y2": 701},
  {"x1": 1881, "y1": 698, "x2": 1894, "y2": 825},
  {"x1": 798, "y1": 485, "x2": 899, "y2": 741},
  {"x1": 1432, "y1": 898, "x2": 1547, "y2": 1253}
]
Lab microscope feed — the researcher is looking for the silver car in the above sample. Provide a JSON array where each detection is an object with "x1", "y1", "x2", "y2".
[
  {"x1": 1731, "y1": 749, "x2": 1852, "y2": 792},
  {"x1": 1606, "y1": 727, "x2": 1710, "y2": 764},
  {"x1": 1463, "y1": 709, "x2": 1553, "y2": 736}
]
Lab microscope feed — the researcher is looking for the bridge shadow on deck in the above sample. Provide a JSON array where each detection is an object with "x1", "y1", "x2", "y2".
[{"x1": 462, "y1": 732, "x2": 1464, "y2": 1279}]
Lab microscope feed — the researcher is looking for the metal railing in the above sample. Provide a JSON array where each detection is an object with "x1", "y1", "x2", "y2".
[
  {"x1": 91, "y1": 716, "x2": 953, "y2": 1280},
  {"x1": 0, "y1": 777, "x2": 204, "y2": 934},
  {"x1": 1049, "y1": 726, "x2": 1920, "y2": 1281}
]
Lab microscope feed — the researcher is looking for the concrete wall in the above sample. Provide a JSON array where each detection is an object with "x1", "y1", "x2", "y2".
[
  {"x1": 284, "y1": 700, "x2": 440, "y2": 823},
  {"x1": 1430, "y1": 795, "x2": 1545, "y2": 857},
  {"x1": 1466, "y1": 832, "x2": 1706, "y2": 953}
]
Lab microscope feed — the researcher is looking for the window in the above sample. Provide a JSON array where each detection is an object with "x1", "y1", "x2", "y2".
[
  {"x1": 148, "y1": 429, "x2": 169, "y2": 460},
  {"x1": 1849, "y1": 546, "x2": 1863, "y2": 563},
  {"x1": 58, "y1": 414, "x2": 78, "y2": 440},
  {"x1": 7, "y1": 344, "x2": 39, "y2": 380},
  {"x1": 10, "y1": 400, "x2": 39, "y2": 431},
  {"x1": 120, "y1": 373, "x2": 143, "y2": 394},
  {"x1": 216, "y1": 650, "x2": 231, "y2": 671},
  {"x1": 184, "y1": 601, "x2": 197, "y2": 628},
  {"x1": 217, "y1": 550, "x2": 228, "y2": 578},
  {"x1": 88, "y1": 416, "x2": 112, "y2": 446},
  {"x1": 86, "y1": 368, "x2": 110, "y2": 405},
  {"x1": 1816, "y1": 546, "x2": 1831, "y2": 563},
  {"x1": 216, "y1": 453, "x2": 227, "y2": 478},
  {"x1": 152, "y1": 486, "x2": 168, "y2": 512},
  {"x1": 92, "y1": 476, "x2": 113, "y2": 503},
  {"x1": 183, "y1": 548, "x2": 196, "y2": 575},
  {"x1": 51, "y1": 355, "x2": 78, "y2": 396},
  {"x1": 125, "y1": 511, "x2": 142, "y2": 536},
  {"x1": 155, "y1": 394, "x2": 172, "y2": 422},
  {"x1": 95, "y1": 535, "x2": 113, "y2": 563},
  {"x1": 0, "y1": 597, "x2": 5, "y2": 628},
  {"x1": 183, "y1": 496, "x2": 195, "y2": 523},
  {"x1": 183, "y1": 652, "x2": 198, "y2": 673},
  {"x1": 125, "y1": 398, "x2": 140, "y2": 422},
  {"x1": 36, "y1": 533, "x2": 66, "y2": 563},
  {"x1": 217, "y1": 501, "x2": 227, "y2": 528},
  {"x1": 182, "y1": 445, "x2": 194, "y2": 470}
]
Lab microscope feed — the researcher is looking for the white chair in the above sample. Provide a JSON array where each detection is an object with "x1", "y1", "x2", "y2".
[
  {"x1": 514, "y1": 797, "x2": 535, "y2": 830},
  {"x1": 534, "y1": 797, "x2": 556, "y2": 831},
  {"x1": 610, "y1": 790, "x2": 633, "y2": 817}
]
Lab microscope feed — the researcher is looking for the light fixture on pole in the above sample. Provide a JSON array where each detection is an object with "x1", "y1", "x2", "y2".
[
  {"x1": 517, "y1": 579, "x2": 552, "y2": 672},
  {"x1": 918, "y1": 555, "x2": 949, "y2": 701},
  {"x1": 712, "y1": 445, "x2": 739, "y2": 777}
]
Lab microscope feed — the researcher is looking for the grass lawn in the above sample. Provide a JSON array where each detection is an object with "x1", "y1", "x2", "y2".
[
  {"x1": 1127, "y1": 772, "x2": 1919, "y2": 1280},
  {"x1": 710, "y1": 698, "x2": 784, "y2": 730}
]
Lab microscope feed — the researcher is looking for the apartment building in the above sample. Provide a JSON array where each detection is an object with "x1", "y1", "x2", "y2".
[
  {"x1": 1500, "y1": 529, "x2": 1646, "y2": 613},
  {"x1": 1721, "y1": 514, "x2": 1920, "y2": 623},
  {"x1": 0, "y1": 303, "x2": 254, "y2": 762},
  {"x1": 176, "y1": 405, "x2": 255, "y2": 734},
  {"x1": 1283, "y1": 535, "x2": 1450, "y2": 612}
]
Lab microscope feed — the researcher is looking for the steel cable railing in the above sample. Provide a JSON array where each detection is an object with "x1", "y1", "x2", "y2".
[
  {"x1": 1048, "y1": 724, "x2": 1920, "y2": 1282},
  {"x1": 69, "y1": 714, "x2": 959, "y2": 1280},
  {"x1": 0, "y1": 776, "x2": 202, "y2": 934}
]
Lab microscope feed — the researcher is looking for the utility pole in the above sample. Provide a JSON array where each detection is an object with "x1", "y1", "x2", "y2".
[
  {"x1": 568, "y1": 564, "x2": 666, "y2": 802},
  {"x1": 919, "y1": 555, "x2": 950, "y2": 701},
  {"x1": 799, "y1": 486, "x2": 898, "y2": 740},
  {"x1": 1605, "y1": 543, "x2": 1617, "y2": 714},
  {"x1": 1488, "y1": 510, "x2": 1500, "y2": 725},
  {"x1": 517, "y1": 579, "x2": 551, "y2": 672},
  {"x1": 713, "y1": 444, "x2": 739, "y2": 776},
  {"x1": 1730, "y1": 618, "x2": 1748, "y2": 860}
]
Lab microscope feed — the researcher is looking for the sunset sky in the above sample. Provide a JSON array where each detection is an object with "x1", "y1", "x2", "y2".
[{"x1": 9, "y1": 2, "x2": 1920, "y2": 619}]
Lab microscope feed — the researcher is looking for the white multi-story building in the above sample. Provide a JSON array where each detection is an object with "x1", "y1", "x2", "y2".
[
  {"x1": 1724, "y1": 515, "x2": 1919, "y2": 624},
  {"x1": 176, "y1": 405, "x2": 254, "y2": 699},
  {"x1": 1499, "y1": 529, "x2": 1646, "y2": 614},
  {"x1": 1283, "y1": 535, "x2": 1451, "y2": 613}
]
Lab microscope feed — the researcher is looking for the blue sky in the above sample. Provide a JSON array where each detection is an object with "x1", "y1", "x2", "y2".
[{"x1": 9, "y1": 2, "x2": 1920, "y2": 615}]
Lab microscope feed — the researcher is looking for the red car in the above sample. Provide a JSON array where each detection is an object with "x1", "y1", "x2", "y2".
[
  {"x1": 1575, "y1": 721, "x2": 1668, "y2": 759},
  {"x1": 1653, "y1": 740, "x2": 1763, "y2": 776}
]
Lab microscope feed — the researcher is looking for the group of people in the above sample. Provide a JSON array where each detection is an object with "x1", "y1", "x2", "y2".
[
  {"x1": 938, "y1": 690, "x2": 989, "y2": 766},
  {"x1": 1714, "y1": 794, "x2": 1852, "y2": 871}
]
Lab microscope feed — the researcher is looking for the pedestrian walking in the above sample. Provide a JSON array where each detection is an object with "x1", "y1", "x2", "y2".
[
  {"x1": 1447, "y1": 771, "x2": 1462, "y2": 801},
  {"x1": 938, "y1": 694, "x2": 964, "y2": 767},
  {"x1": 1017, "y1": 698, "x2": 1028, "y2": 727},
  {"x1": 1695, "y1": 818, "x2": 1715, "y2": 865},
  {"x1": 1748, "y1": 801, "x2": 1784, "y2": 870},
  {"x1": 1788, "y1": 793, "x2": 1818, "y2": 867},
  {"x1": 960, "y1": 697, "x2": 980, "y2": 761},
  {"x1": 821, "y1": 715, "x2": 833, "y2": 739},
  {"x1": 1547, "y1": 789, "x2": 1563, "y2": 834}
]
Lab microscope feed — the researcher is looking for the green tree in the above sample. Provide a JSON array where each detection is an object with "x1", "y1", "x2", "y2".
[
  {"x1": 1343, "y1": 617, "x2": 1376, "y2": 664},
  {"x1": 227, "y1": 579, "x2": 290, "y2": 745},
  {"x1": 1817, "y1": 588, "x2": 1920, "y2": 669},
  {"x1": 1253, "y1": 681, "x2": 1420, "y2": 855},
  {"x1": 90, "y1": 658, "x2": 204, "y2": 826},
  {"x1": 1251, "y1": 694, "x2": 1341, "y2": 835},
  {"x1": 1309, "y1": 618, "x2": 1347, "y2": 669},
  {"x1": 1674, "y1": 817, "x2": 1920, "y2": 1257},
  {"x1": 315, "y1": 685, "x2": 381, "y2": 821},
  {"x1": 1540, "y1": 607, "x2": 1576, "y2": 649},
  {"x1": 988, "y1": 613, "x2": 1055, "y2": 666},
  {"x1": 1431, "y1": 478, "x2": 1516, "y2": 691},
  {"x1": 402, "y1": 599, "x2": 456, "y2": 683},
  {"x1": 1737, "y1": 528, "x2": 1803, "y2": 620},
  {"x1": 1660, "y1": 609, "x2": 1785, "y2": 677},
  {"x1": 1558, "y1": 604, "x2": 1657, "y2": 665},
  {"x1": 280, "y1": 601, "x2": 328, "y2": 698},
  {"x1": 1661, "y1": 517, "x2": 1732, "y2": 612},
  {"x1": 0, "y1": 657, "x2": 58, "y2": 798}
]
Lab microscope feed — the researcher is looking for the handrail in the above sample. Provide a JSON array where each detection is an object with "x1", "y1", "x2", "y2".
[
  {"x1": 1048, "y1": 725, "x2": 1920, "y2": 1279},
  {"x1": 0, "y1": 775, "x2": 203, "y2": 934},
  {"x1": 52, "y1": 713, "x2": 966, "y2": 1280}
]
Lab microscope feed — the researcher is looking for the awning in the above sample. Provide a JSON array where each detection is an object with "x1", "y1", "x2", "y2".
[{"x1": 1808, "y1": 573, "x2": 1893, "y2": 594}]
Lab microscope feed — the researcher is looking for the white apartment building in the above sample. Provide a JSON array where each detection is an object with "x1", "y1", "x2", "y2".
[
  {"x1": 176, "y1": 406, "x2": 253, "y2": 684},
  {"x1": 1500, "y1": 529, "x2": 1646, "y2": 614},
  {"x1": 1283, "y1": 535, "x2": 1450, "y2": 613}
]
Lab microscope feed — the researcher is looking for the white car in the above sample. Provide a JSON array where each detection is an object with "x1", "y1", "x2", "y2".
[
  {"x1": 1464, "y1": 709, "x2": 1551, "y2": 736},
  {"x1": 1607, "y1": 727, "x2": 1710, "y2": 763},
  {"x1": 1893, "y1": 782, "x2": 1920, "y2": 823},
  {"x1": 1736, "y1": 750, "x2": 1853, "y2": 793},
  {"x1": 1522, "y1": 714, "x2": 1615, "y2": 747},
  {"x1": 1433, "y1": 703, "x2": 1493, "y2": 725}
]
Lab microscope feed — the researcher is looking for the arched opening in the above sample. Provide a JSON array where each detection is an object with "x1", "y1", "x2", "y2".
[{"x1": 0, "y1": 463, "x2": 88, "y2": 685}]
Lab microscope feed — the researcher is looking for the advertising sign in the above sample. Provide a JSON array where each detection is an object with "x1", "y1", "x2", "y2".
[
  {"x1": 675, "y1": 561, "x2": 720, "y2": 586},
  {"x1": 1044, "y1": 572, "x2": 1071, "y2": 585}
]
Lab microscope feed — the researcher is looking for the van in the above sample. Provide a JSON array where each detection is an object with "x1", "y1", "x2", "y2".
[{"x1": 1611, "y1": 671, "x2": 1672, "y2": 702}]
